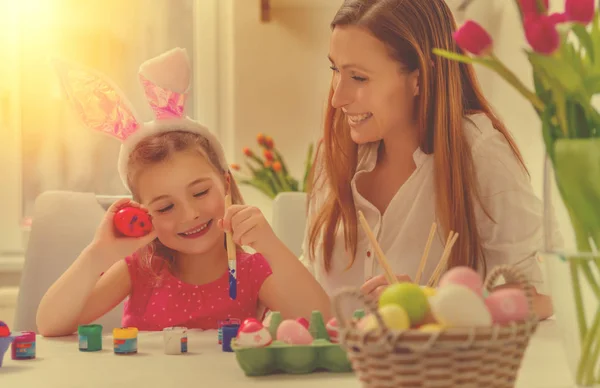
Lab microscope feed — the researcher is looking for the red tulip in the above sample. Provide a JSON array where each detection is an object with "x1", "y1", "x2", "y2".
[
  {"x1": 524, "y1": 14, "x2": 560, "y2": 55},
  {"x1": 453, "y1": 21, "x2": 493, "y2": 56},
  {"x1": 243, "y1": 147, "x2": 253, "y2": 157},
  {"x1": 565, "y1": 0, "x2": 596, "y2": 24},
  {"x1": 518, "y1": 0, "x2": 549, "y2": 14}
]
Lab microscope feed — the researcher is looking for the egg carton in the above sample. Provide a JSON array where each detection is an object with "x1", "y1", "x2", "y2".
[{"x1": 231, "y1": 311, "x2": 352, "y2": 376}]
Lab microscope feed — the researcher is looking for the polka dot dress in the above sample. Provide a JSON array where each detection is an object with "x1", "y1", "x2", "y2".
[{"x1": 121, "y1": 251, "x2": 272, "y2": 331}]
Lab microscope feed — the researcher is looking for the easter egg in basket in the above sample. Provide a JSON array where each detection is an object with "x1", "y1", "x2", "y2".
[
  {"x1": 114, "y1": 206, "x2": 152, "y2": 237},
  {"x1": 359, "y1": 304, "x2": 411, "y2": 332},
  {"x1": 379, "y1": 283, "x2": 429, "y2": 325},
  {"x1": 484, "y1": 288, "x2": 529, "y2": 324},
  {"x1": 438, "y1": 266, "x2": 484, "y2": 296},
  {"x1": 429, "y1": 284, "x2": 492, "y2": 327}
]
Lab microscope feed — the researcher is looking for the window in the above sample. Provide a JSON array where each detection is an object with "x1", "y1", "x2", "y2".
[{"x1": 0, "y1": 0, "x2": 219, "y2": 254}]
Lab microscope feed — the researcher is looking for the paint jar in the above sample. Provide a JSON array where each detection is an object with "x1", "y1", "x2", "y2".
[
  {"x1": 11, "y1": 331, "x2": 36, "y2": 360},
  {"x1": 163, "y1": 327, "x2": 188, "y2": 355},
  {"x1": 218, "y1": 318, "x2": 240, "y2": 344},
  {"x1": 221, "y1": 324, "x2": 240, "y2": 352},
  {"x1": 78, "y1": 324, "x2": 103, "y2": 352},
  {"x1": 113, "y1": 327, "x2": 138, "y2": 355}
]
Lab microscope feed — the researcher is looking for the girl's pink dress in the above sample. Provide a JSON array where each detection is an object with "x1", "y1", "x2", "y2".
[{"x1": 121, "y1": 251, "x2": 272, "y2": 331}]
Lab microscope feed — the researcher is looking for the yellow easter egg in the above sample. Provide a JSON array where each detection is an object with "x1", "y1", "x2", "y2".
[
  {"x1": 421, "y1": 286, "x2": 436, "y2": 297},
  {"x1": 362, "y1": 305, "x2": 410, "y2": 332},
  {"x1": 418, "y1": 323, "x2": 445, "y2": 332}
]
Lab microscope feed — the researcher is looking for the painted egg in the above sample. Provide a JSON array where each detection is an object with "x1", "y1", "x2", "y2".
[
  {"x1": 276, "y1": 319, "x2": 313, "y2": 345},
  {"x1": 236, "y1": 320, "x2": 272, "y2": 348},
  {"x1": 418, "y1": 323, "x2": 445, "y2": 332},
  {"x1": 114, "y1": 207, "x2": 152, "y2": 237},
  {"x1": 438, "y1": 266, "x2": 484, "y2": 296},
  {"x1": 360, "y1": 304, "x2": 411, "y2": 332},
  {"x1": 296, "y1": 317, "x2": 309, "y2": 329},
  {"x1": 0, "y1": 321, "x2": 9, "y2": 337},
  {"x1": 379, "y1": 283, "x2": 429, "y2": 325},
  {"x1": 429, "y1": 284, "x2": 492, "y2": 327},
  {"x1": 485, "y1": 288, "x2": 530, "y2": 325},
  {"x1": 326, "y1": 317, "x2": 339, "y2": 343},
  {"x1": 421, "y1": 286, "x2": 437, "y2": 297}
]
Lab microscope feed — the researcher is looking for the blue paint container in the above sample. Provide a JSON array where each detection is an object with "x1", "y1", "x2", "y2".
[{"x1": 221, "y1": 324, "x2": 240, "y2": 352}]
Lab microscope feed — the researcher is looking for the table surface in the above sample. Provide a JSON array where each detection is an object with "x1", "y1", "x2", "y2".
[{"x1": 0, "y1": 320, "x2": 575, "y2": 388}]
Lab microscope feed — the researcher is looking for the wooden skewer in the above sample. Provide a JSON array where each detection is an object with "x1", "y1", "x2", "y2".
[
  {"x1": 357, "y1": 210, "x2": 397, "y2": 285},
  {"x1": 415, "y1": 222, "x2": 437, "y2": 284},
  {"x1": 427, "y1": 231, "x2": 459, "y2": 287},
  {"x1": 224, "y1": 194, "x2": 236, "y2": 261}
]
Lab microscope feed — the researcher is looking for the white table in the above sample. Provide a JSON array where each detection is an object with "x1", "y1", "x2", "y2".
[{"x1": 0, "y1": 320, "x2": 575, "y2": 387}]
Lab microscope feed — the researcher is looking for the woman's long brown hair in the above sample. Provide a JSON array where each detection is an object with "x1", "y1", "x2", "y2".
[{"x1": 307, "y1": 0, "x2": 526, "y2": 276}]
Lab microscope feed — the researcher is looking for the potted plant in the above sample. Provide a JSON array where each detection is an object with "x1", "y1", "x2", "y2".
[{"x1": 433, "y1": 0, "x2": 600, "y2": 385}]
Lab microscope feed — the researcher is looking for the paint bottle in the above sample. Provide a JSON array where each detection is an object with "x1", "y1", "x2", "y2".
[
  {"x1": 78, "y1": 324, "x2": 103, "y2": 352},
  {"x1": 113, "y1": 327, "x2": 138, "y2": 355},
  {"x1": 221, "y1": 324, "x2": 240, "y2": 352},
  {"x1": 11, "y1": 331, "x2": 36, "y2": 360},
  {"x1": 163, "y1": 327, "x2": 188, "y2": 355}
]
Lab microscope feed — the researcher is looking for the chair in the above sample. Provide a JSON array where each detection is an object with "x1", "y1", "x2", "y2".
[
  {"x1": 270, "y1": 192, "x2": 308, "y2": 257},
  {"x1": 13, "y1": 191, "x2": 129, "y2": 333}
]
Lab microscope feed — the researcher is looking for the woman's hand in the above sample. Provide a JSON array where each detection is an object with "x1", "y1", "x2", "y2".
[
  {"x1": 360, "y1": 273, "x2": 413, "y2": 300},
  {"x1": 89, "y1": 198, "x2": 157, "y2": 267},
  {"x1": 219, "y1": 205, "x2": 277, "y2": 254}
]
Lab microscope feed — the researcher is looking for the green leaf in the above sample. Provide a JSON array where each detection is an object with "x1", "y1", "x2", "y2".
[
  {"x1": 589, "y1": 74, "x2": 600, "y2": 94},
  {"x1": 431, "y1": 49, "x2": 491, "y2": 65},
  {"x1": 527, "y1": 51, "x2": 583, "y2": 93},
  {"x1": 572, "y1": 24, "x2": 595, "y2": 64},
  {"x1": 553, "y1": 139, "x2": 600, "y2": 238}
]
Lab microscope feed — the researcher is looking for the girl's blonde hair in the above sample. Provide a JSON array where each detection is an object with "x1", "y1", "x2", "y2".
[
  {"x1": 307, "y1": 0, "x2": 526, "y2": 277},
  {"x1": 126, "y1": 130, "x2": 244, "y2": 280}
]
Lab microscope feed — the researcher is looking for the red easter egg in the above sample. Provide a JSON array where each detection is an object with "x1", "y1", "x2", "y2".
[
  {"x1": 296, "y1": 317, "x2": 309, "y2": 329},
  {"x1": 0, "y1": 321, "x2": 10, "y2": 337},
  {"x1": 114, "y1": 207, "x2": 152, "y2": 237}
]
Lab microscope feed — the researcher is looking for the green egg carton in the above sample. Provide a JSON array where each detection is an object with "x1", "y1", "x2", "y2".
[{"x1": 232, "y1": 310, "x2": 355, "y2": 376}]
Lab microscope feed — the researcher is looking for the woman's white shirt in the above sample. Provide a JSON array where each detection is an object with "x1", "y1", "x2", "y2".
[{"x1": 300, "y1": 113, "x2": 561, "y2": 297}]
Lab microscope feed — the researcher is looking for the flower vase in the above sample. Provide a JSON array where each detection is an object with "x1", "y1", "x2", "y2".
[{"x1": 542, "y1": 140, "x2": 600, "y2": 387}]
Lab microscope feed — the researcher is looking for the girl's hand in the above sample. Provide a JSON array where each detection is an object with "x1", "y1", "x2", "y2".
[
  {"x1": 89, "y1": 198, "x2": 158, "y2": 265},
  {"x1": 360, "y1": 274, "x2": 413, "y2": 300},
  {"x1": 219, "y1": 205, "x2": 276, "y2": 254}
]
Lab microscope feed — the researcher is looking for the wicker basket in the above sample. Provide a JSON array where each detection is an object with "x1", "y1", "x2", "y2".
[{"x1": 332, "y1": 265, "x2": 539, "y2": 388}]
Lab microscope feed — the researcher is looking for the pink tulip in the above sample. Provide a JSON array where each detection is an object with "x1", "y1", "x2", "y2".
[
  {"x1": 518, "y1": 0, "x2": 549, "y2": 14},
  {"x1": 565, "y1": 0, "x2": 596, "y2": 24},
  {"x1": 524, "y1": 14, "x2": 560, "y2": 55},
  {"x1": 453, "y1": 21, "x2": 493, "y2": 56}
]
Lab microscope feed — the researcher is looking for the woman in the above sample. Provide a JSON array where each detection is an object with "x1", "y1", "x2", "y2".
[{"x1": 300, "y1": 0, "x2": 558, "y2": 319}]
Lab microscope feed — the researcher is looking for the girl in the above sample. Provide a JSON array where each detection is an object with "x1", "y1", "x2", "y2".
[
  {"x1": 300, "y1": 0, "x2": 558, "y2": 319},
  {"x1": 36, "y1": 48, "x2": 330, "y2": 337}
]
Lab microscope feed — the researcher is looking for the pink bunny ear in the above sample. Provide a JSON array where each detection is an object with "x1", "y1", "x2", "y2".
[
  {"x1": 138, "y1": 47, "x2": 191, "y2": 120},
  {"x1": 53, "y1": 58, "x2": 141, "y2": 141}
]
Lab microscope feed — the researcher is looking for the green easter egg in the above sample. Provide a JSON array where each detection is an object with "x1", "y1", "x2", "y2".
[{"x1": 379, "y1": 283, "x2": 429, "y2": 325}]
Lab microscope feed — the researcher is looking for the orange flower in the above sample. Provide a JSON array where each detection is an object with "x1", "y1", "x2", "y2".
[
  {"x1": 257, "y1": 133, "x2": 266, "y2": 146},
  {"x1": 264, "y1": 136, "x2": 274, "y2": 149},
  {"x1": 243, "y1": 147, "x2": 253, "y2": 157},
  {"x1": 272, "y1": 161, "x2": 282, "y2": 172},
  {"x1": 230, "y1": 163, "x2": 240, "y2": 171},
  {"x1": 264, "y1": 160, "x2": 272, "y2": 168},
  {"x1": 263, "y1": 149, "x2": 274, "y2": 161}
]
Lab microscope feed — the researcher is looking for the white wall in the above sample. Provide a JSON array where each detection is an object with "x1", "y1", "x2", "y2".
[{"x1": 198, "y1": 1, "x2": 573, "y2": 240}]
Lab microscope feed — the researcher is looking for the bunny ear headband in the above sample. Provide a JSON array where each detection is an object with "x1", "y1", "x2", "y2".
[{"x1": 53, "y1": 47, "x2": 229, "y2": 193}]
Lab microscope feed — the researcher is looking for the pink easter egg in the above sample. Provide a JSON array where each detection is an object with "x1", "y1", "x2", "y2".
[
  {"x1": 276, "y1": 319, "x2": 313, "y2": 345},
  {"x1": 484, "y1": 288, "x2": 530, "y2": 325},
  {"x1": 326, "y1": 317, "x2": 338, "y2": 343},
  {"x1": 438, "y1": 266, "x2": 484, "y2": 296}
]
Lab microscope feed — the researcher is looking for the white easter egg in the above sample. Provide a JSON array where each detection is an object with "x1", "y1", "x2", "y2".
[
  {"x1": 429, "y1": 284, "x2": 492, "y2": 327},
  {"x1": 237, "y1": 326, "x2": 272, "y2": 348}
]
